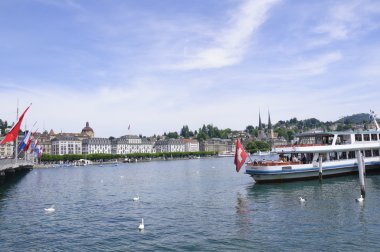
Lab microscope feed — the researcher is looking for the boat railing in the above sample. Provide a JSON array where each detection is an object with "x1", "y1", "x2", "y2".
[
  {"x1": 247, "y1": 160, "x2": 302, "y2": 167},
  {"x1": 274, "y1": 143, "x2": 326, "y2": 148}
]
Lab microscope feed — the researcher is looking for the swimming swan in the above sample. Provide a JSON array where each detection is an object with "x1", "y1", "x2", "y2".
[
  {"x1": 356, "y1": 195, "x2": 364, "y2": 202},
  {"x1": 44, "y1": 205, "x2": 55, "y2": 213},
  {"x1": 138, "y1": 218, "x2": 144, "y2": 230}
]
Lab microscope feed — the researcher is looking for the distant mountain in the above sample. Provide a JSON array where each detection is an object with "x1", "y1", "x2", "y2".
[{"x1": 336, "y1": 113, "x2": 371, "y2": 124}]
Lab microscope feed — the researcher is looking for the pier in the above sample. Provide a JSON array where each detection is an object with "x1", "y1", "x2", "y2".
[{"x1": 0, "y1": 159, "x2": 33, "y2": 181}]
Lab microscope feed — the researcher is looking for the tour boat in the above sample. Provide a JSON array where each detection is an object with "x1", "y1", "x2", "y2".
[{"x1": 245, "y1": 112, "x2": 380, "y2": 183}]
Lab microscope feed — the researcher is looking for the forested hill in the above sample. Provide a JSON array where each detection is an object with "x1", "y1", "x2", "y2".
[{"x1": 336, "y1": 113, "x2": 372, "y2": 124}]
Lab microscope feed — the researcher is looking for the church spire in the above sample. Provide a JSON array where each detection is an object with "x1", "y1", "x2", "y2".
[
  {"x1": 259, "y1": 110, "x2": 262, "y2": 130},
  {"x1": 268, "y1": 110, "x2": 272, "y2": 130}
]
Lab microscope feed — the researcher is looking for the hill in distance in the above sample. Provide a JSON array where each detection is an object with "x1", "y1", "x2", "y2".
[{"x1": 336, "y1": 113, "x2": 372, "y2": 124}]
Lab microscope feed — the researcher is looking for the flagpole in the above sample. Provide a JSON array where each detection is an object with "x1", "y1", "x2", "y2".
[
  {"x1": 24, "y1": 120, "x2": 27, "y2": 161},
  {"x1": 15, "y1": 99, "x2": 19, "y2": 164}
]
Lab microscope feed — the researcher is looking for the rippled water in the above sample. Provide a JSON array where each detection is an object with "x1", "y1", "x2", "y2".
[{"x1": 1, "y1": 158, "x2": 380, "y2": 251}]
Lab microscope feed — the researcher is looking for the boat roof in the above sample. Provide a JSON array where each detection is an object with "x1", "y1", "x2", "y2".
[{"x1": 297, "y1": 130, "x2": 380, "y2": 137}]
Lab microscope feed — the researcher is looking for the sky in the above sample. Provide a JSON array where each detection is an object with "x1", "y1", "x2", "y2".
[{"x1": 1, "y1": 0, "x2": 380, "y2": 137}]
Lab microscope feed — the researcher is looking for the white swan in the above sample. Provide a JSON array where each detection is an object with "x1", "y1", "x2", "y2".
[
  {"x1": 44, "y1": 205, "x2": 55, "y2": 213},
  {"x1": 133, "y1": 195, "x2": 140, "y2": 201},
  {"x1": 299, "y1": 197, "x2": 306, "y2": 203},
  {"x1": 138, "y1": 218, "x2": 144, "y2": 230},
  {"x1": 356, "y1": 195, "x2": 364, "y2": 202}
]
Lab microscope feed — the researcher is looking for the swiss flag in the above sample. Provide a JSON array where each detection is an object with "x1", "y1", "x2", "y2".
[{"x1": 234, "y1": 138, "x2": 247, "y2": 172}]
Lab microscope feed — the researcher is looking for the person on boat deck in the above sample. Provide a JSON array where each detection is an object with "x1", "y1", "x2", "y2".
[
  {"x1": 292, "y1": 155, "x2": 299, "y2": 162},
  {"x1": 301, "y1": 155, "x2": 307, "y2": 164},
  {"x1": 253, "y1": 159, "x2": 258, "y2": 164}
]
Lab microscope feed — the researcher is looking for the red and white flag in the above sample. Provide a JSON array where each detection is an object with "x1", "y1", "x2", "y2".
[{"x1": 234, "y1": 138, "x2": 247, "y2": 172}]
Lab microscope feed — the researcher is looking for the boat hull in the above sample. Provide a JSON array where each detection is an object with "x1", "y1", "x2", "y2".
[{"x1": 246, "y1": 161, "x2": 380, "y2": 183}]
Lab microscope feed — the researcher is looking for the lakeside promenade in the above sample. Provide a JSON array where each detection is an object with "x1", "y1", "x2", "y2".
[{"x1": 33, "y1": 154, "x2": 225, "y2": 169}]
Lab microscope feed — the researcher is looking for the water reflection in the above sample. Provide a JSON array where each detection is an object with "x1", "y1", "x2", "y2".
[
  {"x1": 0, "y1": 170, "x2": 29, "y2": 195},
  {"x1": 235, "y1": 192, "x2": 252, "y2": 238}
]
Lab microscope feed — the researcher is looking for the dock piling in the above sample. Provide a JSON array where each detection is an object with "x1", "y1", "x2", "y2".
[
  {"x1": 318, "y1": 156, "x2": 323, "y2": 183},
  {"x1": 356, "y1": 151, "x2": 366, "y2": 197}
]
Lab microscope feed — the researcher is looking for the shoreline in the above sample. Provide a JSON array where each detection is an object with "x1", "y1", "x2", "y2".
[{"x1": 33, "y1": 155, "x2": 228, "y2": 169}]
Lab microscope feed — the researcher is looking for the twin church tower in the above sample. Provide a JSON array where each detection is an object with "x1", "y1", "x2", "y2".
[{"x1": 258, "y1": 110, "x2": 274, "y2": 140}]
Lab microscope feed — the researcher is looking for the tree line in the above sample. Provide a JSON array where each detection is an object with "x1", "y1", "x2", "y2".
[{"x1": 164, "y1": 124, "x2": 231, "y2": 141}]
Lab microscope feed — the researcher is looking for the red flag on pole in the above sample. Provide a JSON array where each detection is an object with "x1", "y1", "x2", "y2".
[
  {"x1": 234, "y1": 138, "x2": 247, "y2": 172},
  {"x1": 0, "y1": 104, "x2": 31, "y2": 145}
]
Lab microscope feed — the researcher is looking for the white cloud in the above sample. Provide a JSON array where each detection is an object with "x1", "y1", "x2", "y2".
[
  {"x1": 312, "y1": 0, "x2": 380, "y2": 45},
  {"x1": 173, "y1": 0, "x2": 281, "y2": 70}
]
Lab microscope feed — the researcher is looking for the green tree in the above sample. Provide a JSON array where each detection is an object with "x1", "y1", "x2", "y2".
[
  {"x1": 245, "y1": 140, "x2": 270, "y2": 153},
  {"x1": 245, "y1": 125, "x2": 254, "y2": 133},
  {"x1": 196, "y1": 132, "x2": 207, "y2": 141},
  {"x1": 180, "y1": 125, "x2": 192, "y2": 138},
  {"x1": 167, "y1": 132, "x2": 179, "y2": 139}
]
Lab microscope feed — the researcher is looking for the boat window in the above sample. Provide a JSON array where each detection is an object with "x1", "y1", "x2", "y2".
[
  {"x1": 341, "y1": 134, "x2": 351, "y2": 144},
  {"x1": 371, "y1": 134, "x2": 378, "y2": 141},
  {"x1": 341, "y1": 152, "x2": 347, "y2": 159},
  {"x1": 330, "y1": 152, "x2": 338, "y2": 160},
  {"x1": 355, "y1": 134, "x2": 362, "y2": 142},
  {"x1": 299, "y1": 136, "x2": 315, "y2": 145},
  {"x1": 336, "y1": 135, "x2": 342, "y2": 145},
  {"x1": 321, "y1": 135, "x2": 334, "y2": 145},
  {"x1": 348, "y1": 151, "x2": 356, "y2": 159},
  {"x1": 373, "y1": 149, "x2": 380, "y2": 157},
  {"x1": 365, "y1": 150, "x2": 372, "y2": 157},
  {"x1": 363, "y1": 134, "x2": 370, "y2": 141}
]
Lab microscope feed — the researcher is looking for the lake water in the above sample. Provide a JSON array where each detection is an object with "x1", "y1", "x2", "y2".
[{"x1": 1, "y1": 157, "x2": 380, "y2": 251}]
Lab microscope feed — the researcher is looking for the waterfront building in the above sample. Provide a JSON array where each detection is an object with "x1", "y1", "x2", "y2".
[
  {"x1": 112, "y1": 135, "x2": 154, "y2": 154},
  {"x1": 199, "y1": 138, "x2": 233, "y2": 153},
  {"x1": 35, "y1": 130, "x2": 56, "y2": 155},
  {"x1": 36, "y1": 122, "x2": 95, "y2": 155},
  {"x1": 154, "y1": 139, "x2": 185, "y2": 153},
  {"x1": 0, "y1": 139, "x2": 14, "y2": 158},
  {"x1": 81, "y1": 122, "x2": 95, "y2": 138},
  {"x1": 82, "y1": 138, "x2": 112, "y2": 154},
  {"x1": 51, "y1": 135, "x2": 82, "y2": 155},
  {"x1": 183, "y1": 139, "x2": 199, "y2": 152}
]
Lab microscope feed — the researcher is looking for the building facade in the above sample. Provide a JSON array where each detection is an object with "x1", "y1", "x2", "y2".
[
  {"x1": 0, "y1": 139, "x2": 14, "y2": 158},
  {"x1": 183, "y1": 139, "x2": 199, "y2": 152},
  {"x1": 199, "y1": 138, "x2": 233, "y2": 153},
  {"x1": 112, "y1": 135, "x2": 154, "y2": 154},
  {"x1": 154, "y1": 139, "x2": 186, "y2": 153},
  {"x1": 82, "y1": 138, "x2": 112, "y2": 154},
  {"x1": 51, "y1": 136, "x2": 82, "y2": 155}
]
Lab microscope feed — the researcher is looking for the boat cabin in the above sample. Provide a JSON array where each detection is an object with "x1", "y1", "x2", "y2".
[{"x1": 295, "y1": 131, "x2": 380, "y2": 146}]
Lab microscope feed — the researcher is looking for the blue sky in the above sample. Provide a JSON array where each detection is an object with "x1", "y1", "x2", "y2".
[{"x1": 1, "y1": 0, "x2": 380, "y2": 137}]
